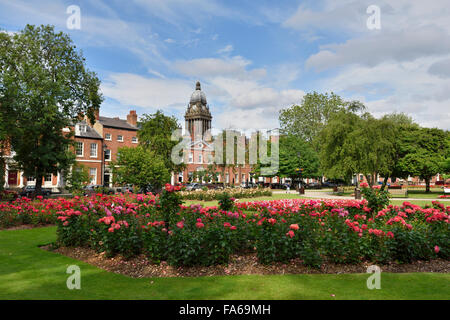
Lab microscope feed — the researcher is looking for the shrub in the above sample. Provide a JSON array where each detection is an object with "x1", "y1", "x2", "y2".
[
  {"x1": 360, "y1": 183, "x2": 390, "y2": 214},
  {"x1": 217, "y1": 192, "x2": 234, "y2": 211}
]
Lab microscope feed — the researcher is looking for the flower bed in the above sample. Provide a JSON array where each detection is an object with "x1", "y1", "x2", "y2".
[
  {"x1": 1, "y1": 192, "x2": 449, "y2": 268},
  {"x1": 179, "y1": 187, "x2": 272, "y2": 201}
]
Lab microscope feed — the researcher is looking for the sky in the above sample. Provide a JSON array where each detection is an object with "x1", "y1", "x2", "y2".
[{"x1": 1, "y1": 0, "x2": 449, "y2": 131}]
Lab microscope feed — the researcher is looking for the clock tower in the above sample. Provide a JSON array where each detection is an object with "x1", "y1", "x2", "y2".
[{"x1": 185, "y1": 81, "x2": 212, "y2": 141}]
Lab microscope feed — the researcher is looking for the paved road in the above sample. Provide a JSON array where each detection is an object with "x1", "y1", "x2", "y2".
[{"x1": 273, "y1": 190, "x2": 450, "y2": 202}]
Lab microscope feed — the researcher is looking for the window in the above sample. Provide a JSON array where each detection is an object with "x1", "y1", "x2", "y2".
[
  {"x1": 105, "y1": 133, "x2": 111, "y2": 141},
  {"x1": 104, "y1": 149, "x2": 111, "y2": 161},
  {"x1": 117, "y1": 135, "x2": 123, "y2": 142},
  {"x1": 76, "y1": 142, "x2": 83, "y2": 157},
  {"x1": 226, "y1": 173, "x2": 229, "y2": 183},
  {"x1": 198, "y1": 154, "x2": 203, "y2": 164},
  {"x1": 45, "y1": 174, "x2": 52, "y2": 182},
  {"x1": 242, "y1": 174, "x2": 245, "y2": 182},
  {"x1": 79, "y1": 125, "x2": 87, "y2": 133},
  {"x1": 89, "y1": 168, "x2": 97, "y2": 185},
  {"x1": 235, "y1": 174, "x2": 239, "y2": 182},
  {"x1": 132, "y1": 137, "x2": 138, "y2": 143},
  {"x1": 188, "y1": 153, "x2": 193, "y2": 163},
  {"x1": 90, "y1": 143, "x2": 97, "y2": 157},
  {"x1": 27, "y1": 176, "x2": 35, "y2": 182}
]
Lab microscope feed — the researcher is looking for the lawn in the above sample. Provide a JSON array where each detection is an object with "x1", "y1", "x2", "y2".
[{"x1": 0, "y1": 227, "x2": 449, "y2": 300}]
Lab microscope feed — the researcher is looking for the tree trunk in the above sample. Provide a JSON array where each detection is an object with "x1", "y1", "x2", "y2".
[
  {"x1": 0, "y1": 156, "x2": 5, "y2": 191},
  {"x1": 380, "y1": 176, "x2": 389, "y2": 191},
  {"x1": 34, "y1": 174, "x2": 43, "y2": 197},
  {"x1": 425, "y1": 177, "x2": 431, "y2": 193}
]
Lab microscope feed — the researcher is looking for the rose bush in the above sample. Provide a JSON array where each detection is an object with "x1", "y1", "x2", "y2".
[{"x1": 0, "y1": 190, "x2": 448, "y2": 268}]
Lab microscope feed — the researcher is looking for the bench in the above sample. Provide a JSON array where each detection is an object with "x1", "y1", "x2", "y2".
[
  {"x1": 389, "y1": 188, "x2": 408, "y2": 198},
  {"x1": 444, "y1": 188, "x2": 450, "y2": 194}
]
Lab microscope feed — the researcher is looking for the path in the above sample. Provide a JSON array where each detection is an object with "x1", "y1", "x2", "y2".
[{"x1": 272, "y1": 190, "x2": 450, "y2": 202}]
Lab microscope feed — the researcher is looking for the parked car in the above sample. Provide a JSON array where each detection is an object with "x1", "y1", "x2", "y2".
[
  {"x1": 82, "y1": 185, "x2": 114, "y2": 196},
  {"x1": 113, "y1": 184, "x2": 134, "y2": 193},
  {"x1": 241, "y1": 182, "x2": 258, "y2": 189},
  {"x1": 139, "y1": 184, "x2": 162, "y2": 194},
  {"x1": 305, "y1": 182, "x2": 322, "y2": 189},
  {"x1": 321, "y1": 181, "x2": 337, "y2": 188},
  {"x1": 20, "y1": 185, "x2": 52, "y2": 198},
  {"x1": 185, "y1": 183, "x2": 202, "y2": 191}
]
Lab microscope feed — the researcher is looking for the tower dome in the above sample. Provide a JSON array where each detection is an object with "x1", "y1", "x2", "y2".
[
  {"x1": 190, "y1": 81, "x2": 207, "y2": 105},
  {"x1": 185, "y1": 81, "x2": 212, "y2": 140}
]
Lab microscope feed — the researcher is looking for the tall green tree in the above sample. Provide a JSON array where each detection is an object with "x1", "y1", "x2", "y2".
[
  {"x1": 138, "y1": 110, "x2": 185, "y2": 175},
  {"x1": 278, "y1": 135, "x2": 319, "y2": 184},
  {"x1": 112, "y1": 146, "x2": 170, "y2": 191},
  {"x1": 395, "y1": 127, "x2": 448, "y2": 192},
  {"x1": 318, "y1": 110, "x2": 397, "y2": 186},
  {"x1": 279, "y1": 92, "x2": 364, "y2": 150},
  {"x1": 0, "y1": 25, "x2": 102, "y2": 195}
]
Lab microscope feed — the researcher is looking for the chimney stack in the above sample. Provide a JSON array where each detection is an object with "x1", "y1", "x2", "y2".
[{"x1": 127, "y1": 110, "x2": 137, "y2": 126}]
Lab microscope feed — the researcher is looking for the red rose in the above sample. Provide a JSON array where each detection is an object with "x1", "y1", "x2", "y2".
[
  {"x1": 286, "y1": 230, "x2": 295, "y2": 238},
  {"x1": 176, "y1": 221, "x2": 184, "y2": 229},
  {"x1": 196, "y1": 222, "x2": 204, "y2": 229},
  {"x1": 290, "y1": 224, "x2": 299, "y2": 230},
  {"x1": 434, "y1": 245, "x2": 440, "y2": 253}
]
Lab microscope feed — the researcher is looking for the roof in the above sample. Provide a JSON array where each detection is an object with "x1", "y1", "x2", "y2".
[
  {"x1": 98, "y1": 116, "x2": 138, "y2": 131},
  {"x1": 74, "y1": 121, "x2": 103, "y2": 140}
]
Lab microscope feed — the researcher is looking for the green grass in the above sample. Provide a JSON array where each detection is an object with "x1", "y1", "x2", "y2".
[{"x1": 0, "y1": 227, "x2": 449, "y2": 300}]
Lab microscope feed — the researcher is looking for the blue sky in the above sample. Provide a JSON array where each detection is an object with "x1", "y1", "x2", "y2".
[{"x1": 1, "y1": 0, "x2": 450, "y2": 130}]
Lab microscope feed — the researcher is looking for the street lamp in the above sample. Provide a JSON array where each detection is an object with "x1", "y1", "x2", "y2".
[{"x1": 102, "y1": 143, "x2": 107, "y2": 187}]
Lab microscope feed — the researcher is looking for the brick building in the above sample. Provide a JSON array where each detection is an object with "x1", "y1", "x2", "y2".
[
  {"x1": 175, "y1": 82, "x2": 255, "y2": 185},
  {"x1": 2, "y1": 110, "x2": 139, "y2": 191}
]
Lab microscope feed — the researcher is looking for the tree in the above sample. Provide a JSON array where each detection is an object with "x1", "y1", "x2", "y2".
[
  {"x1": 138, "y1": 110, "x2": 185, "y2": 175},
  {"x1": 0, "y1": 25, "x2": 102, "y2": 195},
  {"x1": 111, "y1": 146, "x2": 170, "y2": 191},
  {"x1": 279, "y1": 92, "x2": 364, "y2": 150},
  {"x1": 64, "y1": 163, "x2": 90, "y2": 193},
  {"x1": 318, "y1": 110, "x2": 396, "y2": 186},
  {"x1": 278, "y1": 135, "x2": 319, "y2": 185},
  {"x1": 395, "y1": 127, "x2": 448, "y2": 192},
  {"x1": 0, "y1": 104, "x2": 6, "y2": 191},
  {"x1": 377, "y1": 113, "x2": 418, "y2": 189}
]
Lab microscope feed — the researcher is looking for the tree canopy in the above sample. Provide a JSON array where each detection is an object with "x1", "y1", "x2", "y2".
[
  {"x1": 279, "y1": 92, "x2": 364, "y2": 150},
  {"x1": 112, "y1": 146, "x2": 170, "y2": 191},
  {"x1": 278, "y1": 135, "x2": 319, "y2": 180},
  {"x1": 395, "y1": 127, "x2": 448, "y2": 192},
  {"x1": 318, "y1": 110, "x2": 398, "y2": 185},
  {"x1": 138, "y1": 110, "x2": 184, "y2": 174},
  {"x1": 0, "y1": 25, "x2": 102, "y2": 194}
]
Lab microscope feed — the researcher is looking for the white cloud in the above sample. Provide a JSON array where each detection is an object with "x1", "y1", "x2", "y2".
[
  {"x1": 101, "y1": 73, "x2": 193, "y2": 111},
  {"x1": 173, "y1": 56, "x2": 266, "y2": 80},
  {"x1": 306, "y1": 26, "x2": 450, "y2": 71},
  {"x1": 317, "y1": 57, "x2": 450, "y2": 129},
  {"x1": 217, "y1": 44, "x2": 233, "y2": 54}
]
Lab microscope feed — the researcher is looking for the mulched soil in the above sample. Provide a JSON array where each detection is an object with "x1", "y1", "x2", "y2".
[{"x1": 44, "y1": 246, "x2": 450, "y2": 278}]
